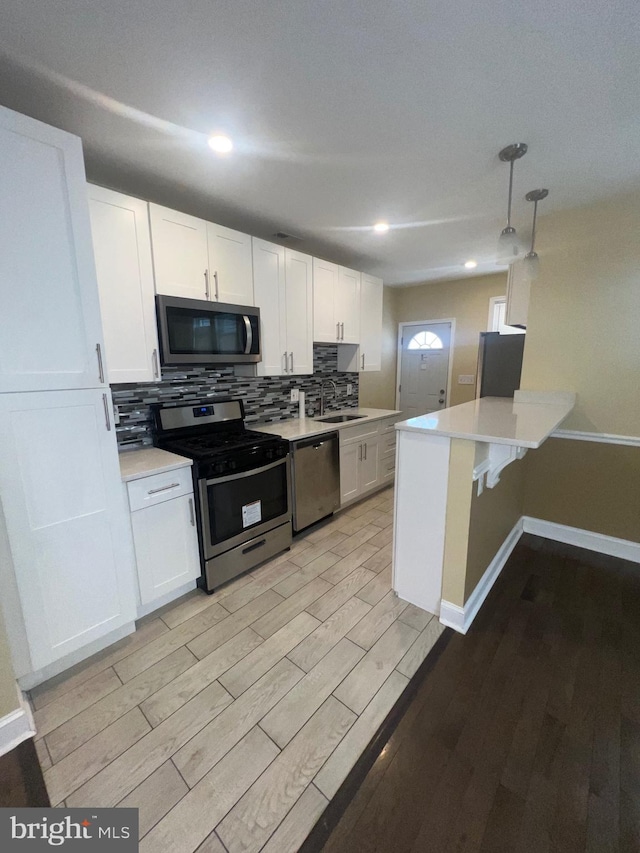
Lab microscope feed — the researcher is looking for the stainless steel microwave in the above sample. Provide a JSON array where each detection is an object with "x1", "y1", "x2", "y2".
[{"x1": 156, "y1": 295, "x2": 261, "y2": 366}]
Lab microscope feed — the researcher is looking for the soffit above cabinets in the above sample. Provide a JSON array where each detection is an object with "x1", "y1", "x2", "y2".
[{"x1": 0, "y1": 0, "x2": 638, "y2": 285}]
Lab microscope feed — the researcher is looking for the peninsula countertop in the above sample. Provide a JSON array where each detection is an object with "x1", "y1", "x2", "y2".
[
  {"x1": 253, "y1": 408, "x2": 401, "y2": 442},
  {"x1": 118, "y1": 447, "x2": 193, "y2": 482},
  {"x1": 395, "y1": 394, "x2": 574, "y2": 448}
]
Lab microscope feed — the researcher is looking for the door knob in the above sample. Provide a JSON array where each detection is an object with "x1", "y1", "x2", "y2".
[{"x1": 440, "y1": 389, "x2": 445, "y2": 394}]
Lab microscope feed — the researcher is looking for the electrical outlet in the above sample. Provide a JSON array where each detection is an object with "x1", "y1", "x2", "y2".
[
  {"x1": 290, "y1": 389, "x2": 299, "y2": 402},
  {"x1": 458, "y1": 374, "x2": 475, "y2": 385},
  {"x1": 346, "y1": 384, "x2": 353, "y2": 396}
]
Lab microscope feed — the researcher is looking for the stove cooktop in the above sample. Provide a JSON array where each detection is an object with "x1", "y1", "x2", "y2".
[{"x1": 159, "y1": 429, "x2": 277, "y2": 460}]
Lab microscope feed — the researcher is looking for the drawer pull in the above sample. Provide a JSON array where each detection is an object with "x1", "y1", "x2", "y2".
[
  {"x1": 147, "y1": 482, "x2": 180, "y2": 495},
  {"x1": 188, "y1": 497, "x2": 195, "y2": 526},
  {"x1": 242, "y1": 539, "x2": 266, "y2": 555}
]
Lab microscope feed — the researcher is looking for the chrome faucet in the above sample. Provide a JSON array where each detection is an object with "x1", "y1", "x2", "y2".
[{"x1": 319, "y1": 379, "x2": 338, "y2": 416}]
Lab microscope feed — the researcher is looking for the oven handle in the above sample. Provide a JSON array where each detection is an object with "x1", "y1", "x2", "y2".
[
  {"x1": 243, "y1": 315, "x2": 253, "y2": 355},
  {"x1": 202, "y1": 456, "x2": 287, "y2": 487}
]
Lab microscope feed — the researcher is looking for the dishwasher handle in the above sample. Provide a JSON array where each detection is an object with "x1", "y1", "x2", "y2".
[{"x1": 293, "y1": 432, "x2": 339, "y2": 452}]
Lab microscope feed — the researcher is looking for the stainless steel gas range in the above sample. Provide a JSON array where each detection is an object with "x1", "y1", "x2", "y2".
[{"x1": 152, "y1": 399, "x2": 292, "y2": 593}]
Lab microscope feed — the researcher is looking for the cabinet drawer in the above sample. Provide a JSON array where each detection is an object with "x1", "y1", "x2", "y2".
[
  {"x1": 127, "y1": 466, "x2": 193, "y2": 512},
  {"x1": 378, "y1": 417, "x2": 398, "y2": 435},
  {"x1": 380, "y1": 453, "x2": 396, "y2": 481},
  {"x1": 339, "y1": 421, "x2": 379, "y2": 445},
  {"x1": 380, "y1": 431, "x2": 396, "y2": 455}
]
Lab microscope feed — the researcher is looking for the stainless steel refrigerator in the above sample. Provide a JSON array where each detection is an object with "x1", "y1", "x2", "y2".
[{"x1": 476, "y1": 332, "x2": 525, "y2": 398}]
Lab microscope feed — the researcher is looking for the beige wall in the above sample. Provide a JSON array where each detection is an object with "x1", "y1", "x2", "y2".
[
  {"x1": 0, "y1": 607, "x2": 19, "y2": 718},
  {"x1": 396, "y1": 272, "x2": 508, "y2": 408},
  {"x1": 359, "y1": 286, "x2": 399, "y2": 410},
  {"x1": 521, "y1": 190, "x2": 640, "y2": 436},
  {"x1": 524, "y1": 438, "x2": 640, "y2": 542}
]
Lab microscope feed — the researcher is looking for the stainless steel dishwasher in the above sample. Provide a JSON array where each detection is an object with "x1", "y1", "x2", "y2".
[{"x1": 291, "y1": 432, "x2": 340, "y2": 533}]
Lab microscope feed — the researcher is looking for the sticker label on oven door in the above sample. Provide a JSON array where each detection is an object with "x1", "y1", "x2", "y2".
[{"x1": 242, "y1": 500, "x2": 262, "y2": 528}]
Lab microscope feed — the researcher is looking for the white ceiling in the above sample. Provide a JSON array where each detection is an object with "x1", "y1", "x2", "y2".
[{"x1": 1, "y1": 0, "x2": 638, "y2": 285}]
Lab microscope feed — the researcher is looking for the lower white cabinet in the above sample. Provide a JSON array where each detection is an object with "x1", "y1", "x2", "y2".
[
  {"x1": 339, "y1": 417, "x2": 397, "y2": 505},
  {"x1": 0, "y1": 389, "x2": 137, "y2": 673},
  {"x1": 127, "y1": 468, "x2": 200, "y2": 608}
]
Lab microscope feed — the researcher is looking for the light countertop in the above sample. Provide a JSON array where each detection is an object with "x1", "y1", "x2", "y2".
[
  {"x1": 119, "y1": 447, "x2": 193, "y2": 482},
  {"x1": 253, "y1": 408, "x2": 401, "y2": 442},
  {"x1": 395, "y1": 395, "x2": 574, "y2": 448}
]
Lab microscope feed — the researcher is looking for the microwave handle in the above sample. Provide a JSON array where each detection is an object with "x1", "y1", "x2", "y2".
[{"x1": 243, "y1": 315, "x2": 253, "y2": 354}]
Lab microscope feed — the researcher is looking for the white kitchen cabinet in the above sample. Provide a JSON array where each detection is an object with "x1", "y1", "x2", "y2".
[
  {"x1": 339, "y1": 423, "x2": 380, "y2": 505},
  {"x1": 505, "y1": 259, "x2": 530, "y2": 329},
  {"x1": 313, "y1": 259, "x2": 360, "y2": 344},
  {"x1": 337, "y1": 273, "x2": 383, "y2": 373},
  {"x1": 251, "y1": 239, "x2": 313, "y2": 376},
  {"x1": 149, "y1": 203, "x2": 254, "y2": 306},
  {"x1": 0, "y1": 106, "x2": 106, "y2": 392},
  {"x1": 0, "y1": 389, "x2": 137, "y2": 672},
  {"x1": 127, "y1": 468, "x2": 200, "y2": 608},
  {"x1": 89, "y1": 186, "x2": 160, "y2": 384},
  {"x1": 149, "y1": 204, "x2": 209, "y2": 300},
  {"x1": 206, "y1": 222, "x2": 254, "y2": 306}
]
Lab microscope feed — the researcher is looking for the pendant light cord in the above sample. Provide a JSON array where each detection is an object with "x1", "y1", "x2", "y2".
[
  {"x1": 506, "y1": 160, "x2": 514, "y2": 228},
  {"x1": 530, "y1": 200, "x2": 538, "y2": 253}
]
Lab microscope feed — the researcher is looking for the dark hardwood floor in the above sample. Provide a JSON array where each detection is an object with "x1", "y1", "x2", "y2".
[
  {"x1": 318, "y1": 535, "x2": 640, "y2": 853},
  {"x1": 0, "y1": 738, "x2": 50, "y2": 808}
]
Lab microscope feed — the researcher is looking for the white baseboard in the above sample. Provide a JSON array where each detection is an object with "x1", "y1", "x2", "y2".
[
  {"x1": 0, "y1": 692, "x2": 36, "y2": 758},
  {"x1": 522, "y1": 517, "x2": 640, "y2": 563},
  {"x1": 440, "y1": 518, "x2": 524, "y2": 634}
]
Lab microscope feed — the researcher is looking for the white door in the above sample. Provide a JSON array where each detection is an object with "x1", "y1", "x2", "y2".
[
  {"x1": 284, "y1": 249, "x2": 313, "y2": 375},
  {"x1": 360, "y1": 274, "x2": 383, "y2": 371},
  {"x1": 207, "y1": 223, "x2": 254, "y2": 306},
  {"x1": 252, "y1": 239, "x2": 287, "y2": 376},
  {"x1": 89, "y1": 187, "x2": 160, "y2": 384},
  {"x1": 131, "y1": 495, "x2": 200, "y2": 605},
  {"x1": 0, "y1": 106, "x2": 106, "y2": 392},
  {"x1": 149, "y1": 204, "x2": 209, "y2": 300},
  {"x1": 399, "y1": 322, "x2": 452, "y2": 418},
  {"x1": 0, "y1": 389, "x2": 136, "y2": 671},
  {"x1": 313, "y1": 258, "x2": 339, "y2": 342},
  {"x1": 336, "y1": 267, "x2": 361, "y2": 344}
]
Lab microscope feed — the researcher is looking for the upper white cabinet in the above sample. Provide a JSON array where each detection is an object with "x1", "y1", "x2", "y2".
[
  {"x1": 0, "y1": 389, "x2": 137, "y2": 672},
  {"x1": 338, "y1": 274, "x2": 383, "y2": 373},
  {"x1": 0, "y1": 106, "x2": 106, "y2": 392},
  {"x1": 505, "y1": 259, "x2": 530, "y2": 329},
  {"x1": 89, "y1": 186, "x2": 160, "y2": 384},
  {"x1": 207, "y1": 222, "x2": 254, "y2": 306},
  {"x1": 313, "y1": 259, "x2": 360, "y2": 344},
  {"x1": 149, "y1": 204, "x2": 209, "y2": 300},
  {"x1": 149, "y1": 203, "x2": 254, "y2": 306},
  {"x1": 251, "y1": 239, "x2": 313, "y2": 376}
]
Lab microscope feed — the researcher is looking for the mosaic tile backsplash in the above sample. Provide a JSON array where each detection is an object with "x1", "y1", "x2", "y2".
[{"x1": 112, "y1": 344, "x2": 359, "y2": 447}]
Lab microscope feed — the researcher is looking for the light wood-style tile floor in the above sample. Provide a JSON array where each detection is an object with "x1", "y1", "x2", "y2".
[{"x1": 30, "y1": 486, "x2": 444, "y2": 853}]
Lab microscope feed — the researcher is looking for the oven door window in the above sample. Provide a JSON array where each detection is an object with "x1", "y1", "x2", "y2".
[
  {"x1": 205, "y1": 461, "x2": 288, "y2": 544},
  {"x1": 166, "y1": 306, "x2": 259, "y2": 356}
]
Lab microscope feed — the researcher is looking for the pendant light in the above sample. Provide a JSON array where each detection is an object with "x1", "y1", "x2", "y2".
[
  {"x1": 496, "y1": 143, "x2": 528, "y2": 264},
  {"x1": 522, "y1": 188, "x2": 549, "y2": 282}
]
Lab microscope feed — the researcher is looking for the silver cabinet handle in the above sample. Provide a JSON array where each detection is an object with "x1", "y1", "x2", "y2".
[
  {"x1": 364, "y1": 442, "x2": 367, "y2": 461},
  {"x1": 283, "y1": 352, "x2": 288, "y2": 373},
  {"x1": 289, "y1": 352, "x2": 294, "y2": 373},
  {"x1": 361, "y1": 353, "x2": 365, "y2": 370},
  {"x1": 341, "y1": 322, "x2": 345, "y2": 340},
  {"x1": 336, "y1": 322, "x2": 340, "y2": 341},
  {"x1": 188, "y1": 497, "x2": 195, "y2": 526},
  {"x1": 102, "y1": 393, "x2": 111, "y2": 431},
  {"x1": 152, "y1": 348, "x2": 160, "y2": 379},
  {"x1": 204, "y1": 269, "x2": 210, "y2": 300},
  {"x1": 96, "y1": 343, "x2": 105, "y2": 383},
  {"x1": 147, "y1": 482, "x2": 180, "y2": 495},
  {"x1": 214, "y1": 270, "x2": 219, "y2": 300},
  {"x1": 359, "y1": 443, "x2": 362, "y2": 461}
]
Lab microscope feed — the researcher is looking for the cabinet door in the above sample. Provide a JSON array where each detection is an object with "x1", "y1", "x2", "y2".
[
  {"x1": 0, "y1": 389, "x2": 136, "y2": 671},
  {"x1": 207, "y1": 223, "x2": 254, "y2": 306},
  {"x1": 252, "y1": 239, "x2": 287, "y2": 376},
  {"x1": 360, "y1": 274, "x2": 383, "y2": 371},
  {"x1": 0, "y1": 107, "x2": 106, "y2": 392},
  {"x1": 360, "y1": 436, "x2": 380, "y2": 492},
  {"x1": 313, "y1": 258, "x2": 339, "y2": 343},
  {"x1": 339, "y1": 442, "x2": 360, "y2": 504},
  {"x1": 89, "y1": 187, "x2": 160, "y2": 384},
  {"x1": 131, "y1": 494, "x2": 200, "y2": 605},
  {"x1": 336, "y1": 267, "x2": 361, "y2": 344},
  {"x1": 149, "y1": 204, "x2": 209, "y2": 299},
  {"x1": 284, "y1": 249, "x2": 313, "y2": 375}
]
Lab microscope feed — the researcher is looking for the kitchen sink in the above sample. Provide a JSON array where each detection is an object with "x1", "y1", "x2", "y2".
[{"x1": 315, "y1": 414, "x2": 367, "y2": 423}]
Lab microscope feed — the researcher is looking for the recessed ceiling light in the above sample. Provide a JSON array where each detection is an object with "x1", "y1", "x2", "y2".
[
  {"x1": 464, "y1": 260, "x2": 478, "y2": 269},
  {"x1": 208, "y1": 135, "x2": 233, "y2": 153},
  {"x1": 373, "y1": 222, "x2": 390, "y2": 233}
]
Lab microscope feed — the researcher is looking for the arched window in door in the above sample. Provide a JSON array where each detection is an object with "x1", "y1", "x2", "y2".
[{"x1": 407, "y1": 330, "x2": 444, "y2": 350}]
